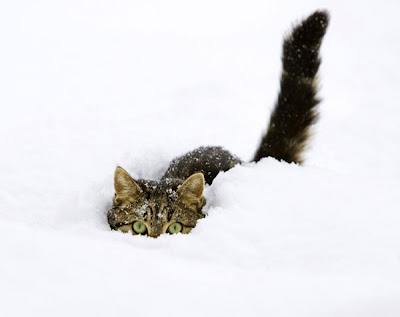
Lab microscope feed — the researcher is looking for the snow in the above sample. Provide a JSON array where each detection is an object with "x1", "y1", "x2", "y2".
[{"x1": 1, "y1": 0, "x2": 400, "y2": 316}]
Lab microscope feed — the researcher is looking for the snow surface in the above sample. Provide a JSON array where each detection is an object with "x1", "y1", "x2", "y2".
[{"x1": 1, "y1": 1, "x2": 400, "y2": 316}]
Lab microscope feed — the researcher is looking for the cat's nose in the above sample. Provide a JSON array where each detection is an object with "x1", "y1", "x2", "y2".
[
  {"x1": 148, "y1": 232, "x2": 162, "y2": 238},
  {"x1": 147, "y1": 226, "x2": 163, "y2": 238}
]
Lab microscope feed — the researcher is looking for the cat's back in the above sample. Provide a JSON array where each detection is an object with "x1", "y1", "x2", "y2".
[{"x1": 162, "y1": 146, "x2": 241, "y2": 185}]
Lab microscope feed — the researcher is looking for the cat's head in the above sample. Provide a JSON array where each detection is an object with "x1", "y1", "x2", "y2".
[{"x1": 108, "y1": 167, "x2": 206, "y2": 237}]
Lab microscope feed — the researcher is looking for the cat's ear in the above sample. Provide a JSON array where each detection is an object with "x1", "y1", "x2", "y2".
[
  {"x1": 177, "y1": 173, "x2": 205, "y2": 209},
  {"x1": 114, "y1": 167, "x2": 142, "y2": 203}
]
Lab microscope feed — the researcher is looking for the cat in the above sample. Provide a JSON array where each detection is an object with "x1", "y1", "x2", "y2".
[{"x1": 108, "y1": 10, "x2": 330, "y2": 237}]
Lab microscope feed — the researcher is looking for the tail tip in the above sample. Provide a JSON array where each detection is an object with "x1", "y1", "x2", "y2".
[{"x1": 307, "y1": 10, "x2": 330, "y2": 32}]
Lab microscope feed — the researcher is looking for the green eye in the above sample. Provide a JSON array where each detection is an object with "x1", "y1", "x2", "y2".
[
  {"x1": 168, "y1": 222, "x2": 182, "y2": 234},
  {"x1": 133, "y1": 221, "x2": 147, "y2": 234}
]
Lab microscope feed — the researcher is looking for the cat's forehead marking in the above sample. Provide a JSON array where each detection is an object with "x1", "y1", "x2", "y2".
[{"x1": 140, "y1": 179, "x2": 180, "y2": 199}]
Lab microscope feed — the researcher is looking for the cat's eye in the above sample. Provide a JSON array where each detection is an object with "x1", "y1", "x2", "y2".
[
  {"x1": 133, "y1": 221, "x2": 147, "y2": 234},
  {"x1": 167, "y1": 222, "x2": 182, "y2": 234}
]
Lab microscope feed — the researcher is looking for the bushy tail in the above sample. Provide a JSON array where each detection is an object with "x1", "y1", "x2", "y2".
[{"x1": 253, "y1": 10, "x2": 329, "y2": 164}]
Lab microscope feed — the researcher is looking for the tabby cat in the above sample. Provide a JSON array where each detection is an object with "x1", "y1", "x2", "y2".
[{"x1": 108, "y1": 10, "x2": 330, "y2": 237}]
